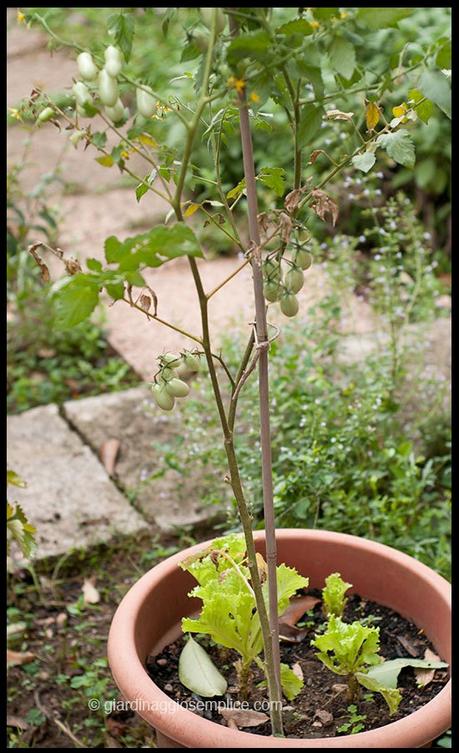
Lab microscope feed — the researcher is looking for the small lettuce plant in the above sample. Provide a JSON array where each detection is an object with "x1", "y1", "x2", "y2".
[
  {"x1": 311, "y1": 615, "x2": 402, "y2": 714},
  {"x1": 180, "y1": 534, "x2": 307, "y2": 700},
  {"x1": 322, "y1": 572, "x2": 352, "y2": 618}
]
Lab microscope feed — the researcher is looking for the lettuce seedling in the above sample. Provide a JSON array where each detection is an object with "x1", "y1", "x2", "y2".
[
  {"x1": 322, "y1": 572, "x2": 352, "y2": 618},
  {"x1": 180, "y1": 534, "x2": 308, "y2": 700},
  {"x1": 311, "y1": 615, "x2": 402, "y2": 714}
]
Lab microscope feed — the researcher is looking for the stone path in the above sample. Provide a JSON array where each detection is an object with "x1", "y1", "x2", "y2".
[{"x1": 7, "y1": 404, "x2": 149, "y2": 567}]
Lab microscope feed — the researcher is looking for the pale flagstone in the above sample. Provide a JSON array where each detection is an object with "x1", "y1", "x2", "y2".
[
  {"x1": 63, "y1": 387, "x2": 227, "y2": 533},
  {"x1": 7, "y1": 404, "x2": 149, "y2": 567}
]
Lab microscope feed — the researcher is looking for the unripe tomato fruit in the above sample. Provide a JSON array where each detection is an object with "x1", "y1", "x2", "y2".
[
  {"x1": 263, "y1": 258, "x2": 281, "y2": 283},
  {"x1": 72, "y1": 81, "x2": 92, "y2": 107},
  {"x1": 151, "y1": 383, "x2": 175, "y2": 411},
  {"x1": 36, "y1": 106, "x2": 55, "y2": 124},
  {"x1": 294, "y1": 249, "x2": 312, "y2": 270},
  {"x1": 280, "y1": 293, "x2": 299, "y2": 318},
  {"x1": 104, "y1": 45, "x2": 123, "y2": 77},
  {"x1": 285, "y1": 266, "x2": 304, "y2": 294},
  {"x1": 183, "y1": 352, "x2": 201, "y2": 371},
  {"x1": 165, "y1": 378, "x2": 190, "y2": 398},
  {"x1": 194, "y1": 32, "x2": 209, "y2": 53},
  {"x1": 160, "y1": 366, "x2": 175, "y2": 382},
  {"x1": 104, "y1": 98, "x2": 125, "y2": 123},
  {"x1": 162, "y1": 353, "x2": 181, "y2": 368},
  {"x1": 77, "y1": 52, "x2": 98, "y2": 81},
  {"x1": 98, "y1": 69, "x2": 118, "y2": 107},
  {"x1": 200, "y1": 8, "x2": 226, "y2": 33},
  {"x1": 136, "y1": 86, "x2": 156, "y2": 118},
  {"x1": 264, "y1": 281, "x2": 282, "y2": 303}
]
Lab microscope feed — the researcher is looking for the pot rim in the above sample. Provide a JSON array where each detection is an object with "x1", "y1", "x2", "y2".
[{"x1": 108, "y1": 528, "x2": 451, "y2": 748}]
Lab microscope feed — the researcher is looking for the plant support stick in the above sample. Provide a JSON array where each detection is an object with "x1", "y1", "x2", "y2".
[{"x1": 230, "y1": 16, "x2": 283, "y2": 735}]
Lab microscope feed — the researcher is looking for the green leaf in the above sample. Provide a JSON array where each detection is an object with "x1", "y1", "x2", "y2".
[
  {"x1": 96, "y1": 155, "x2": 114, "y2": 168},
  {"x1": 91, "y1": 131, "x2": 107, "y2": 149},
  {"x1": 298, "y1": 104, "x2": 324, "y2": 149},
  {"x1": 352, "y1": 151, "x2": 376, "y2": 173},
  {"x1": 356, "y1": 8, "x2": 413, "y2": 30},
  {"x1": 53, "y1": 275, "x2": 100, "y2": 329},
  {"x1": 86, "y1": 258, "x2": 102, "y2": 272},
  {"x1": 7, "y1": 470, "x2": 27, "y2": 488},
  {"x1": 274, "y1": 564, "x2": 309, "y2": 614},
  {"x1": 312, "y1": 615, "x2": 381, "y2": 676},
  {"x1": 418, "y1": 70, "x2": 451, "y2": 119},
  {"x1": 365, "y1": 658, "x2": 448, "y2": 689},
  {"x1": 105, "y1": 282, "x2": 125, "y2": 301},
  {"x1": 408, "y1": 89, "x2": 434, "y2": 124},
  {"x1": 178, "y1": 636, "x2": 227, "y2": 697},
  {"x1": 258, "y1": 167, "x2": 286, "y2": 197},
  {"x1": 181, "y1": 40, "x2": 200, "y2": 63},
  {"x1": 313, "y1": 8, "x2": 339, "y2": 22},
  {"x1": 436, "y1": 40, "x2": 451, "y2": 69},
  {"x1": 107, "y1": 11, "x2": 135, "y2": 61},
  {"x1": 376, "y1": 129, "x2": 415, "y2": 168},
  {"x1": 226, "y1": 178, "x2": 246, "y2": 201},
  {"x1": 276, "y1": 18, "x2": 313, "y2": 36},
  {"x1": 135, "y1": 182, "x2": 149, "y2": 203},
  {"x1": 322, "y1": 572, "x2": 352, "y2": 617},
  {"x1": 328, "y1": 37, "x2": 356, "y2": 80},
  {"x1": 355, "y1": 672, "x2": 402, "y2": 715},
  {"x1": 7, "y1": 502, "x2": 36, "y2": 558},
  {"x1": 295, "y1": 63, "x2": 324, "y2": 100},
  {"x1": 104, "y1": 224, "x2": 202, "y2": 271},
  {"x1": 280, "y1": 663, "x2": 303, "y2": 701},
  {"x1": 227, "y1": 31, "x2": 271, "y2": 67}
]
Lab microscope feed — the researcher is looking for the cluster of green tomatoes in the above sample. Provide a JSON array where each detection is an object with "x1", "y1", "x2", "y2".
[
  {"x1": 263, "y1": 243, "x2": 313, "y2": 317},
  {"x1": 150, "y1": 351, "x2": 202, "y2": 411}
]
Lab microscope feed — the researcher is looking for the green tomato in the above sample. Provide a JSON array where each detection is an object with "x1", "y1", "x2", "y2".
[
  {"x1": 165, "y1": 378, "x2": 190, "y2": 398},
  {"x1": 162, "y1": 352, "x2": 181, "y2": 368},
  {"x1": 136, "y1": 85, "x2": 156, "y2": 118},
  {"x1": 285, "y1": 266, "x2": 304, "y2": 294},
  {"x1": 183, "y1": 352, "x2": 201, "y2": 371},
  {"x1": 194, "y1": 32, "x2": 209, "y2": 52},
  {"x1": 280, "y1": 293, "x2": 299, "y2": 318},
  {"x1": 98, "y1": 69, "x2": 118, "y2": 107},
  {"x1": 104, "y1": 98, "x2": 125, "y2": 123},
  {"x1": 151, "y1": 383, "x2": 175, "y2": 411},
  {"x1": 263, "y1": 258, "x2": 282, "y2": 283},
  {"x1": 77, "y1": 52, "x2": 98, "y2": 81},
  {"x1": 72, "y1": 81, "x2": 92, "y2": 108},
  {"x1": 200, "y1": 8, "x2": 226, "y2": 33},
  {"x1": 104, "y1": 45, "x2": 123, "y2": 76},
  {"x1": 264, "y1": 281, "x2": 282, "y2": 303},
  {"x1": 36, "y1": 106, "x2": 55, "y2": 125},
  {"x1": 160, "y1": 366, "x2": 175, "y2": 382},
  {"x1": 294, "y1": 249, "x2": 313, "y2": 270}
]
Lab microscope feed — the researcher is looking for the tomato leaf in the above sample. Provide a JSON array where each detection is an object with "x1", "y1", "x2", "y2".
[
  {"x1": 328, "y1": 37, "x2": 356, "y2": 80},
  {"x1": 352, "y1": 151, "x2": 376, "y2": 173},
  {"x1": 418, "y1": 70, "x2": 451, "y2": 119},
  {"x1": 356, "y1": 8, "x2": 413, "y2": 30},
  {"x1": 377, "y1": 129, "x2": 415, "y2": 168},
  {"x1": 53, "y1": 275, "x2": 100, "y2": 329},
  {"x1": 298, "y1": 104, "x2": 324, "y2": 149}
]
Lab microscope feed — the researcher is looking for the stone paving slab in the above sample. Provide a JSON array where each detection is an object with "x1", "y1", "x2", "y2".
[
  {"x1": 63, "y1": 386, "x2": 226, "y2": 534},
  {"x1": 7, "y1": 404, "x2": 149, "y2": 566}
]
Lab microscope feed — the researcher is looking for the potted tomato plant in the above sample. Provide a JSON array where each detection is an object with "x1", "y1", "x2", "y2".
[{"x1": 28, "y1": 7, "x2": 451, "y2": 747}]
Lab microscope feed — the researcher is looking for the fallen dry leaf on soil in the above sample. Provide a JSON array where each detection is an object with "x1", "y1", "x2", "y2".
[
  {"x1": 278, "y1": 623, "x2": 308, "y2": 643},
  {"x1": 99, "y1": 439, "x2": 120, "y2": 476},
  {"x1": 7, "y1": 648, "x2": 35, "y2": 667},
  {"x1": 82, "y1": 578, "x2": 100, "y2": 605},
  {"x1": 314, "y1": 709, "x2": 334, "y2": 726},
  {"x1": 397, "y1": 634, "x2": 420, "y2": 657},
  {"x1": 415, "y1": 648, "x2": 442, "y2": 688},
  {"x1": 292, "y1": 662, "x2": 304, "y2": 682},
  {"x1": 220, "y1": 707, "x2": 268, "y2": 729},
  {"x1": 280, "y1": 594, "x2": 321, "y2": 627},
  {"x1": 7, "y1": 715, "x2": 29, "y2": 730}
]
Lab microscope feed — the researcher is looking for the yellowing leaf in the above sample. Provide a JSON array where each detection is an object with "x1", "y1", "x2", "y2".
[
  {"x1": 184, "y1": 203, "x2": 200, "y2": 218},
  {"x1": 138, "y1": 133, "x2": 158, "y2": 148},
  {"x1": 392, "y1": 103, "x2": 407, "y2": 118},
  {"x1": 95, "y1": 155, "x2": 114, "y2": 168},
  {"x1": 366, "y1": 101, "x2": 381, "y2": 131}
]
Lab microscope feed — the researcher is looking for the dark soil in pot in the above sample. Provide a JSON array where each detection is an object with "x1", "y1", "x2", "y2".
[{"x1": 146, "y1": 591, "x2": 449, "y2": 739}]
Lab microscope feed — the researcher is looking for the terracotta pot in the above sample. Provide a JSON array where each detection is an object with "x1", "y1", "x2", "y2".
[{"x1": 108, "y1": 529, "x2": 451, "y2": 748}]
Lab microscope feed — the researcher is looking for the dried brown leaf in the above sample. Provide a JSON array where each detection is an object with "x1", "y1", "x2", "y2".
[
  {"x1": 27, "y1": 243, "x2": 50, "y2": 282},
  {"x1": 310, "y1": 189, "x2": 339, "y2": 226},
  {"x1": 280, "y1": 594, "x2": 321, "y2": 627},
  {"x1": 64, "y1": 257, "x2": 82, "y2": 276},
  {"x1": 139, "y1": 294, "x2": 151, "y2": 312},
  {"x1": 7, "y1": 715, "x2": 29, "y2": 730},
  {"x1": 255, "y1": 552, "x2": 268, "y2": 583},
  {"x1": 278, "y1": 211, "x2": 293, "y2": 242},
  {"x1": 325, "y1": 109, "x2": 354, "y2": 121},
  {"x1": 220, "y1": 707, "x2": 268, "y2": 729},
  {"x1": 82, "y1": 577, "x2": 100, "y2": 605},
  {"x1": 397, "y1": 635, "x2": 419, "y2": 658},
  {"x1": 7, "y1": 649, "x2": 35, "y2": 667},
  {"x1": 99, "y1": 439, "x2": 120, "y2": 476},
  {"x1": 292, "y1": 662, "x2": 304, "y2": 682},
  {"x1": 415, "y1": 648, "x2": 441, "y2": 688},
  {"x1": 314, "y1": 709, "x2": 334, "y2": 726},
  {"x1": 278, "y1": 623, "x2": 308, "y2": 643}
]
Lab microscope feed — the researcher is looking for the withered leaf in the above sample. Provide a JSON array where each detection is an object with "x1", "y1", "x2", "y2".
[
  {"x1": 310, "y1": 189, "x2": 339, "y2": 226},
  {"x1": 7, "y1": 649, "x2": 35, "y2": 667},
  {"x1": 7, "y1": 715, "x2": 29, "y2": 730},
  {"x1": 64, "y1": 257, "x2": 82, "y2": 276},
  {"x1": 415, "y1": 648, "x2": 442, "y2": 688},
  {"x1": 27, "y1": 243, "x2": 50, "y2": 282},
  {"x1": 366, "y1": 101, "x2": 381, "y2": 131},
  {"x1": 278, "y1": 211, "x2": 293, "y2": 242},
  {"x1": 139, "y1": 294, "x2": 151, "y2": 312},
  {"x1": 99, "y1": 438, "x2": 120, "y2": 476},
  {"x1": 279, "y1": 623, "x2": 308, "y2": 643},
  {"x1": 314, "y1": 709, "x2": 334, "y2": 726},
  {"x1": 220, "y1": 707, "x2": 268, "y2": 729},
  {"x1": 82, "y1": 577, "x2": 100, "y2": 605},
  {"x1": 325, "y1": 109, "x2": 354, "y2": 121},
  {"x1": 280, "y1": 594, "x2": 321, "y2": 627}
]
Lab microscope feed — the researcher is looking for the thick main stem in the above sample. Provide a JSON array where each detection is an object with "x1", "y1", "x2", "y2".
[{"x1": 230, "y1": 26, "x2": 283, "y2": 731}]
